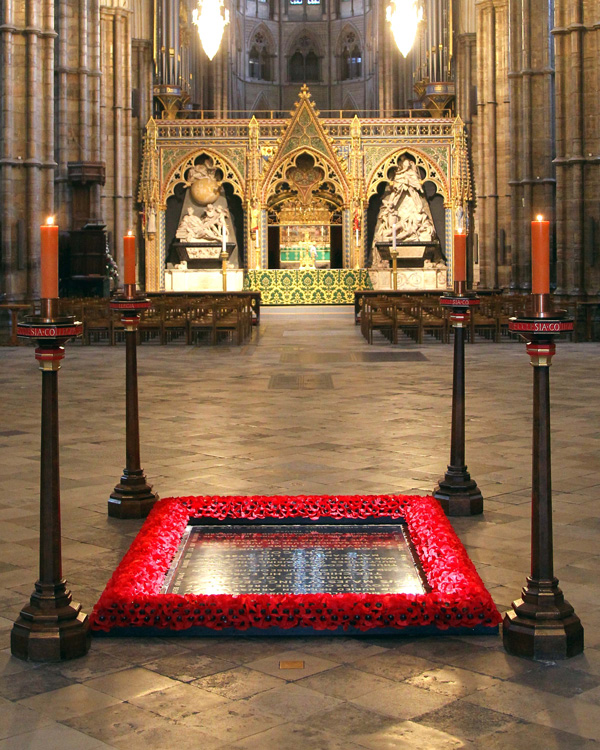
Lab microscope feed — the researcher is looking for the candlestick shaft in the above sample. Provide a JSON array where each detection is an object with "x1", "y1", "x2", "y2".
[
  {"x1": 39, "y1": 369, "x2": 63, "y2": 587},
  {"x1": 503, "y1": 341, "x2": 584, "y2": 660},
  {"x1": 11, "y1": 344, "x2": 90, "y2": 661},
  {"x1": 532, "y1": 364, "x2": 553, "y2": 581},
  {"x1": 109, "y1": 312, "x2": 157, "y2": 519},
  {"x1": 125, "y1": 329, "x2": 141, "y2": 472},
  {"x1": 450, "y1": 324, "x2": 466, "y2": 469},
  {"x1": 433, "y1": 305, "x2": 483, "y2": 516}
]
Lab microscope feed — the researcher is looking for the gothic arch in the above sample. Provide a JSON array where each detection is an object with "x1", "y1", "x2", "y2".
[
  {"x1": 366, "y1": 148, "x2": 449, "y2": 201},
  {"x1": 162, "y1": 149, "x2": 245, "y2": 203},
  {"x1": 251, "y1": 93, "x2": 273, "y2": 117},
  {"x1": 260, "y1": 147, "x2": 351, "y2": 207},
  {"x1": 286, "y1": 28, "x2": 324, "y2": 58}
]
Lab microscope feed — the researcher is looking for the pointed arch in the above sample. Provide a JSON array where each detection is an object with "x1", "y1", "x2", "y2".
[
  {"x1": 251, "y1": 93, "x2": 273, "y2": 118},
  {"x1": 162, "y1": 149, "x2": 245, "y2": 203},
  {"x1": 366, "y1": 148, "x2": 449, "y2": 202}
]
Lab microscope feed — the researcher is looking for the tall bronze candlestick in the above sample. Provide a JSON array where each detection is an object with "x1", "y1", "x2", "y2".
[
  {"x1": 433, "y1": 281, "x2": 483, "y2": 516},
  {"x1": 11, "y1": 300, "x2": 90, "y2": 661},
  {"x1": 503, "y1": 298, "x2": 583, "y2": 659},
  {"x1": 108, "y1": 282, "x2": 158, "y2": 519}
]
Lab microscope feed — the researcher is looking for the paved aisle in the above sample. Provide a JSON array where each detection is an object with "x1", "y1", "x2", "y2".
[{"x1": 0, "y1": 311, "x2": 599, "y2": 748}]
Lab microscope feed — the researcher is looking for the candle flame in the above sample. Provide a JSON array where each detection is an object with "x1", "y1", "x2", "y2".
[
  {"x1": 536, "y1": 214, "x2": 544, "y2": 222},
  {"x1": 46, "y1": 216, "x2": 55, "y2": 226},
  {"x1": 127, "y1": 230, "x2": 134, "y2": 236}
]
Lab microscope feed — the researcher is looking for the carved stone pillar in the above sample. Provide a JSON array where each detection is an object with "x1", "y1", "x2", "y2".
[
  {"x1": 101, "y1": 1, "x2": 134, "y2": 274},
  {"x1": 474, "y1": 0, "x2": 510, "y2": 289},
  {"x1": 553, "y1": 0, "x2": 600, "y2": 296},
  {"x1": 55, "y1": 0, "x2": 103, "y2": 231},
  {"x1": 0, "y1": 0, "x2": 56, "y2": 300},
  {"x1": 508, "y1": 0, "x2": 555, "y2": 293}
]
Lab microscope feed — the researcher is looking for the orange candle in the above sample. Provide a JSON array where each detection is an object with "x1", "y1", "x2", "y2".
[
  {"x1": 40, "y1": 216, "x2": 59, "y2": 299},
  {"x1": 453, "y1": 232, "x2": 467, "y2": 283},
  {"x1": 123, "y1": 231, "x2": 136, "y2": 286},
  {"x1": 531, "y1": 215, "x2": 550, "y2": 294}
]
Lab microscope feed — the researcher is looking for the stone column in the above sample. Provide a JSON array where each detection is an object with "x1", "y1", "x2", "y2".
[
  {"x1": 101, "y1": 1, "x2": 134, "y2": 274},
  {"x1": 474, "y1": 0, "x2": 510, "y2": 289},
  {"x1": 508, "y1": 0, "x2": 555, "y2": 292},
  {"x1": 553, "y1": 0, "x2": 600, "y2": 296}
]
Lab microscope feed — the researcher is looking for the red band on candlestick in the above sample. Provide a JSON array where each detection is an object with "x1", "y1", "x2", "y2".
[
  {"x1": 40, "y1": 219, "x2": 59, "y2": 299},
  {"x1": 123, "y1": 233, "x2": 136, "y2": 286},
  {"x1": 531, "y1": 217, "x2": 550, "y2": 294},
  {"x1": 453, "y1": 233, "x2": 467, "y2": 283}
]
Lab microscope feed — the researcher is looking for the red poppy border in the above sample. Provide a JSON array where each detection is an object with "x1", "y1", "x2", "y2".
[{"x1": 91, "y1": 494, "x2": 501, "y2": 633}]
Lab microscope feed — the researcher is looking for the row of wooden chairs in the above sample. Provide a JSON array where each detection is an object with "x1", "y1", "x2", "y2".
[
  {"x1": 360, "y1": 294, "x2": 538, "y2": 345},
  {"x1": 57, "y1": 296, "x2": 254, "y2": 346}
]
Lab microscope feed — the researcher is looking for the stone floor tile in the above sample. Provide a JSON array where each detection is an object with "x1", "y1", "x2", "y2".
[
  {"x1": 532, "y1": 700, "x2": 600, "y2": 742},
  {"x1": 62, "y1": 701, "x2": 168, "y2": 743},
  {"x1": 143, "y1": 651, "x2": 236, "y2": 682},
  {"x1": 0, "y1": 722, "x2": 113, "y2": 749},
  {"x1": 84, "y1": 666, "x2": 181, "y2": 700},
  {"x1": 244, "y1": 681, "x2": 343, "y2": 721},
  {"x1": 108, "y1": 721, "x2": 224, "y2": 749},
  {"x1": 129, "y1": 680, "x2": 230, "y2": 719},
  {"x1": 463, "y1": 681, "x2": 575, "y2": 722},
  {"x1": 414, "y1": 699, "x2": 514, "y2": 741},
  {"x1": 505, "y1": 663, "x2": 600, "y2": 698},
  {"x1": 0, "y1": 701, "x2": 55, "y2": 740},
  {"x1": 0, "y1": 667, "x2": 73, "y2": 701},
  {"x1": 405, "y1": 665, "x2": 502, "y2": 697},
  {"x1": 352, "y1": 649, "x2": 435, "y2": 681},
  {"x1": 18, "y1": 683, "x2": 121, "y2": 721},
  {"x1": 225, "y1": 721, "x2": 368, "y2": 750},
  {"x1": 180, "y1": 699, "x2": 285, "y2": 741},
  {"x1": 353, "y1": 719, "x2": 474, "y2": 749},
  {"x1": 192, "y1": 665, "x2": 285, "y2": 699},
  {"x1": 310, "y1": 701, "x2": 403, "y2": 738},
  {"x1": 483, "y1": 720, "x2": 600, "y2": 750},
  {"x1": 350, "y1": 681, "x2": 457, "y2": 720},
  {"x1": 244, "y1": 650, "x2": 339, "y2": 681},
  {"x1": 297, "y1": 664, "x2": 397, "y2": 699}
]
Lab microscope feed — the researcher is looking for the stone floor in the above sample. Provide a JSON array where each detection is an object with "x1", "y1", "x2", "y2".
[{"x1": 0, "y1": 305, "x2": 599, "y2": 749}]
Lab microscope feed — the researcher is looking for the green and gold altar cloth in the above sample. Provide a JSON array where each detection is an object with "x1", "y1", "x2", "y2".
[{"x1": 244, "y1": 269, "x2": 373, "y2": 305}]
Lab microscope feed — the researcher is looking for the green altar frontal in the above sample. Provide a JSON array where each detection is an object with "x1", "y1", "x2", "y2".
[{"x1": 244, "y1": 269, "x2": 373, "y2": 305}]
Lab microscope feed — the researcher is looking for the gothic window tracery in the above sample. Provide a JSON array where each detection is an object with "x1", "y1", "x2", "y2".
[
  {"x1": 289, "y1": 34, "x2": 321, "y2": 82},
  {"x1": 339, "y1": 31, "x2": 362, "y2": 80},
  {"x1": 248, "y1": 30, "x2": 272, "y2": 81}
]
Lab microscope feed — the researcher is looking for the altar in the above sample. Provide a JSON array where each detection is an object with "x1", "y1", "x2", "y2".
[{"x1": 244, "y1": 269, "x2": 372, "y2": 305}]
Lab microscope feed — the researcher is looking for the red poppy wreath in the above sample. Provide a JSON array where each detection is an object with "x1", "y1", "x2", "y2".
[{"x1": 91, "y1": 494, "x2": 501, "y2": 633}]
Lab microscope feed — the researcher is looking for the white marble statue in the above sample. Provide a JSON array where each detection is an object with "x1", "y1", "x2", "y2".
[
  {"x1": 176, "y1": 205, "x2": 229, "y2": 243},
  {"x1": 372, "y1": 160, "x2": 437, "y2": 258}
]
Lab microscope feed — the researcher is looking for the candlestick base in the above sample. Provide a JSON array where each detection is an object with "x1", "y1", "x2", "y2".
[
  {"x1": 109, "y1": 470, "x2": 158, "y2": 519},
  {"x1": 11, "y1": 581, "x2": 90, "y2": 661},
  {"x1": 433, "y1": 468, "x2": 483, "y2": 516},
  {"x1": 503, "y1": 578, "x2": 584, "y2": 660}
]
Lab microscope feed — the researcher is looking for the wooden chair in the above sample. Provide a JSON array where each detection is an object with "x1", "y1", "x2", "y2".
[
  {"x1": 188, "y1": 297, "x2": 215, "y2": 345},
  {"x1": 162, "y1": 297, "x2": 189, "y2": 344},
  {"x1": 83, "y1": 300, "x2": 112, "y2": 345}
]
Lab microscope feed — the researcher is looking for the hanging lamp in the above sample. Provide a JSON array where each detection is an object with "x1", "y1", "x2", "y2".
[
  {"x1": 386, "y1": 0, "x2": 424, "y2": 57},
  {"x1": 193, "y1": 0, "x2": 230, "y2": 61}
]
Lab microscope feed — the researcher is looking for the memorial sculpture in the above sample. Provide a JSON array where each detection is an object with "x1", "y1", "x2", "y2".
[
  {"x1": 372, "y1": 159, "x2": 440, "y2": 267},
  {"x1": 175, "y1": 205, "x2": 229, "y2": 244}
]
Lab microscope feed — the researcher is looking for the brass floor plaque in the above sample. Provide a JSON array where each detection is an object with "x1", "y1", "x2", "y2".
[{"x1": 162, "y1": 524, "x2": 425, "y2": 596}]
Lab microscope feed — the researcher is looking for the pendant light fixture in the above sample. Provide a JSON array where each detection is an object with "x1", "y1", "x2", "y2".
[
  {"x1": 193, "y1": 0, "x2": 230, "y2": 61},
  {"x1": 386, "y1": 0, "x2": 424, "y2": 58}
]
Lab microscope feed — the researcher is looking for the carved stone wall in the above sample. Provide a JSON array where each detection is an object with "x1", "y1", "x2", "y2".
[{"x1": 554, "y1": 0, "x2": 600, "y2": 296}]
